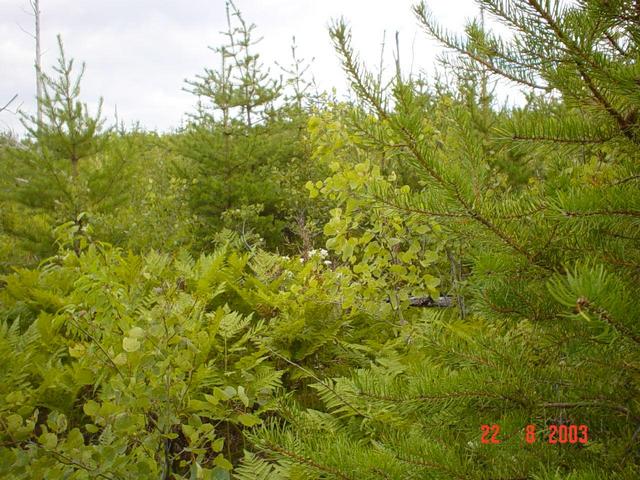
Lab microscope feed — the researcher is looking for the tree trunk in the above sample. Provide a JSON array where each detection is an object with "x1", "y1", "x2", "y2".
[
  {"x1": 71, "y1": 153, "x2": 78, "y2": 179},
  {"x1": 32, "y1": 0, "x2": 43, "y2": 127}
]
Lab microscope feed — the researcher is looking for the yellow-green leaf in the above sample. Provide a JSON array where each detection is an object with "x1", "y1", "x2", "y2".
[
  {"x1": 69, "y1": 343, "x2": 86, "y2": 358},
  {"x1": 39, "y1": 432, "x2": 57, "y2": 449},
  {"x1": 113, "y1": 353, "x2": 128, "y2": 366},
  {"x1": 211, "y1": 437, "x2": 225, "y2": 452},
  {"x1": 83, "y1": 400, "x2": 100, "y2": 417},
  {"x1": 237, "y1": 386, "x2": 249, "y2": 408},
  {"x1": 122, "y1": 337, "x2": 140, "y2": 352},
  {"x1": 7, "y1": 414, "x2": 22, "y2": 432},
  {"x1": 213, "y1": 454, "x2": 233, "y2": 471},
  {"x1": 128, "y1": 327, "x2": 145, "y2": 339},
  {"x1": 237, "y1": 413, "x2": 261, "y2": 427}
]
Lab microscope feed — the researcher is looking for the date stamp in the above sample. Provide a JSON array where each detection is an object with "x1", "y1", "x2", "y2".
[{"x1": 481, "y1": 424, "x2": 588, "y2": 445}]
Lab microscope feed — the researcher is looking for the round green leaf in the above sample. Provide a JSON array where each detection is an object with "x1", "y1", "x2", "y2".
[{"x1": 123, "y1": 337, "x2": 141, "y2": 352}]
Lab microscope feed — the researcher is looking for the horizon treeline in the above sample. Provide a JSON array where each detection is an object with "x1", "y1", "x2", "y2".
[{"x1": 1, "y1": 1, "x2": 639, "y2": 479}]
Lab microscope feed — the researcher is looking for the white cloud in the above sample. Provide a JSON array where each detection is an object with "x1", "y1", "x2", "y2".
[{"x1": 1, "y1": 0, "x2": 488, "y2": 134}]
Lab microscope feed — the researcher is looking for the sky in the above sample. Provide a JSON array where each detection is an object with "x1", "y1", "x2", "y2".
[{"x1": 0, "y1": 0, "x2": 486, "y2": 134}]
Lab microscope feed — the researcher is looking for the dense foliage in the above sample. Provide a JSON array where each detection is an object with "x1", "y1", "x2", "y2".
[{"x1": 1, "y1": 1, "x2": 639, "y2": 479}]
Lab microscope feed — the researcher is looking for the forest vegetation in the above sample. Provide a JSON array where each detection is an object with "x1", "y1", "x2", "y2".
[{"x1": 1, "y1": 0, "x2": 639, "y2": 478}]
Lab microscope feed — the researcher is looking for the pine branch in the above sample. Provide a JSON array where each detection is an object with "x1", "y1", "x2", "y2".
[
  {"x1": 511, "y1": 133, "x2": 614, "y2": 144},
  {"x1": 260, "y1": 442, "x2": 354, "y2": 480},
  {"x1": 414, "y1": 3, "x2": 548, "y2": 90},
  {"x1": 613, "y1": 174, "x2": 640, "y2": 186},
  {"x1": 384, "y1": 449, "x2": 468, "y2": 480},
  {"x1": 356, "y1": 388, "x2": 515, "y2": 404},
  {"x1": 526, "y1": 0, "x2": 636, "y2": 141},
  {"x1": 539, "y1": 401, "x2": 639, "y2": 421},
  {"x1": 576, "y1": 297, "x2": 640, "y2": 345},
  {"x1": 563, "y1": 209, "x2": 640, "y2": 219}
]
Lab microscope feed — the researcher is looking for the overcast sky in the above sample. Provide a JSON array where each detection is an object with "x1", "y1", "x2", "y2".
[{"x1": 0, "y1": 0, "x2": 485, "y2": 133}]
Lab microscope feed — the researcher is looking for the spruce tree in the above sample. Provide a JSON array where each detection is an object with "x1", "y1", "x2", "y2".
[
  {"x1": 0, "y1": 36, "x2": 129, "y2": 265},
  {"x1": 186, "y1": 0, "x2": 280, "y2": 128},
  {"x1": 21, "y1": 35, "x2": 106, "y2": 182},
  {"x1": 177, "y1": 2, "x2": 325, "y2": 251}
]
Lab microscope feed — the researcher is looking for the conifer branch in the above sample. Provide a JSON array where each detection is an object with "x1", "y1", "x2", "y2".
[
  {"x1": 385, "y1": 450, "x2": 467, "y2": 480},
  {"x1": 372, "y1": 190, "x2": 547, "y2": 221},
  {"x1": 370, "y1": 193, "x2": 468, "y2": 218},
  {"x1": 613, "y1": 174, "x2": 640, "y2": 186},
  {"x1": 526, "y1": 0, "x2": 635, "y2": 141},
  {"x1": 355, "y1": 388, "x2": 524, "y2": 405},
  {"x1": 576, "y1": 297, "x2": 640, "y2": 345},
  {"x1": 563, "y1": 209, "x2": 640, "y2": 218},
  {"x1": 604, "y1": 31, "x2": 627, "y2": 56},
  {"x1": 539, "y1": 401, "x2": 638, "y2": 421},
  {"x1": 260, "y1": 443, "x2": 354, "y2": 480},
  {"x1": 511, "y1": 133, "x2": 613, "y2": 144},
  {"x1": 414, "y1": 3, "x2": 547, "y2": 90}
]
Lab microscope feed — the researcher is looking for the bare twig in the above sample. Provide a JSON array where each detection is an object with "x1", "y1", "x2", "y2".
[{"x1": 0, "y1": 94, "x2": 18, "y2": 113}]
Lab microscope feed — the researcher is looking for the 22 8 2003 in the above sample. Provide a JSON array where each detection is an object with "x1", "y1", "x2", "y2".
[{"x1": 481, "y1": 424, "x2": 588, "y2": 445}]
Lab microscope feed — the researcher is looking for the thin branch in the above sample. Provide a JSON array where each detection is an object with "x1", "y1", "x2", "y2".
[
  {"x1": 539, "y1": 401, "x2": 638, "y2": 421},
  {"x1": 0, "y1": 94, "x2": 18, "y2": 113},
  {"x1": 563, "y1": 209, "x2": 640, "y2": 218},
  {"x1": 511, "y1": 133, "x2": 614, "y2": 145},
  {"x1": 40, "y1": 445, "x2": 118, "y2": 480},
  {"x1": 612, "y1": 174, "x2": 640, "y2": 185},
  {"x1": 66, "y1": 314, "x2": 127, "y2": 381},
  {"x1": 16, "y1": 22, "x2": 35, "y2": 40},
  {"x1": 604, "y1": 31, "x2": 627, "y2": 56}
]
